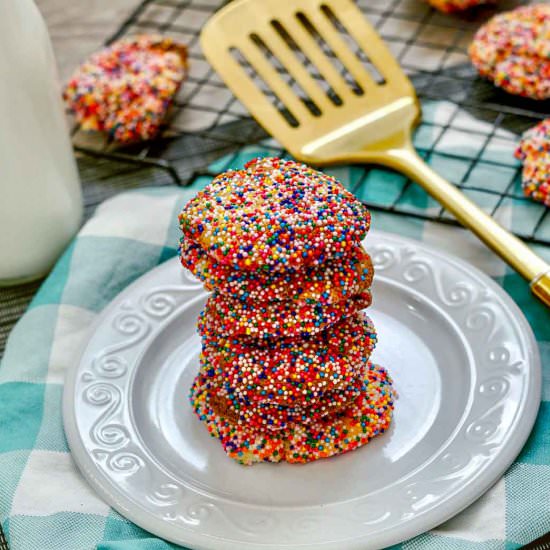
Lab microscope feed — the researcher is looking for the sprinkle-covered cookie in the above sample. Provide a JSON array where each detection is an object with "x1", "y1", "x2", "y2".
[
  {"x1": 199, "y1": 312, "x2": 377, "y2": 407},
  {"x1": 195, "y1": 357, "x2": 365, "y2": 432},
  {"x1": 469, "y1": 5, "x2": 550, "y2": 100},
  {"x1": 427, "y1": 0, "x2": 492, "y2": 13},
  {"x1": 190, "y1": 362, "x2": 395, "y2": 465},
  {"x1": 519, "y1": 153, "x2": 550, "y2": 207},
  {"x1": 178, "y1": 157, "x2": 370, "y2": 272},
  {"x1": 64, "y1": 35, "x2": 188, "y2": 143},
  {"x1": 180, "y1": 237, "x2": 373, "y2": 303},
  {"x1": 200, "y1": 291, "x2": 372, "y2": 340},
  {"x1": 515, "y1": 118, "x2": 550, "y2": 206},
  {"x1": 516, "y1": 118, "x2": 550, "y2": 161}
]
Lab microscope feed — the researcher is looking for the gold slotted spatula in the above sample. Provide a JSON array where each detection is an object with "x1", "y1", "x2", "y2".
[{"x1": 200, "y1": 0, "x2": 550, "y2": 306}]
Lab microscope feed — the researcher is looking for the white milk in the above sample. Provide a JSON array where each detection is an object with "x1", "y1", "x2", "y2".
[{"x1": 0, "y1": 0, "x2": 82, "y2": 284}]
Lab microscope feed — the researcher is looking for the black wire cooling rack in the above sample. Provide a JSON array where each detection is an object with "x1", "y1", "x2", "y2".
[{"x1": 71, "y1": 0, "x2": 550, "y2": 245}]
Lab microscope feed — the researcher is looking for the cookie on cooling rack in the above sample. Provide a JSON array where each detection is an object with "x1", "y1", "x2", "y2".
[
  {"x1": 64, "y1": 35, "x2": 188, "y2": 143},
  {"x1": 469, "y1": 5, "x2": 550, "y2": 100},
  {"x1": 427, "y1": 0, "x2": 493, "y2": 13},
  {"x1": 515, "y1": 118, "x2": 550, "y2": 207}
]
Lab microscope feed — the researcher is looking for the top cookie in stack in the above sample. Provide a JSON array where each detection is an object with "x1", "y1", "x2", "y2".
[
  {"x1": 180, "y1": 157, "x2": 373, "y2": 338},
  {"x1": 180, "y1": 157, "x2": 395, "y2": 465}
]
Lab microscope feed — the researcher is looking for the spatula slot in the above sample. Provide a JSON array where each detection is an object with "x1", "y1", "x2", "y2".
[
  {"x1": 295, "y1": 11, "x2": 364, "y2": 97},
  {"x1": 250, "y1": 32, "x2": 323, "y2": 118},
  {"x1": 320, "y1": 4, "x2": 386, "y2": 86},
  {"x1": 270, "y1": 19, "x2": 343, "y2": 107},
  {"x1": 229, "y1": 46, "x2": 300, "y2": 128}
]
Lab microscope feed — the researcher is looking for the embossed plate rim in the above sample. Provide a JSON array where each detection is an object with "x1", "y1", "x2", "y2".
[{"x1": 63, "y1": 230, "x2": 541, "y2": 550}]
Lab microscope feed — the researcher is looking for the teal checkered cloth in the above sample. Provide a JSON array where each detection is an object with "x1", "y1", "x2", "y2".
[{"x1": 1, "y1": 107, "x2": 550, "y2": 549}]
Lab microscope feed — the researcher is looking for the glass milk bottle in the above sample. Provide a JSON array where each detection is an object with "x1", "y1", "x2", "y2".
[{"x1": 0, "y1": 0, "x2": 82, "y2": 285}]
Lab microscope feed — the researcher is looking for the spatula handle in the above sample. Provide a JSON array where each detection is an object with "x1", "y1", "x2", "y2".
[{"x1": 382, "y1": 146, "x2": 550, "y2": 307}]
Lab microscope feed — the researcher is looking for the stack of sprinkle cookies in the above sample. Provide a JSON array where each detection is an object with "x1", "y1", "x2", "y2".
[{"x1": 178, "y1": 157, "x2": 396, "y2": 465}]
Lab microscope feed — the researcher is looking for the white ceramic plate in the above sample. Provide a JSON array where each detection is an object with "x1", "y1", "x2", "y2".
[{"x1": 63, "y1": 231, "x2": 541, "y2": 550}]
